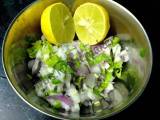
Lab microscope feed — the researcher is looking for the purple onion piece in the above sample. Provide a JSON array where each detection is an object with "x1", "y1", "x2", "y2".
[
  {"x1": 47, "y1": 95, "x2": 73, "y2": 106},
  {"x1": 55, "y1": 95, "x2": 73, "y2": 106},
  {"x1": 92, "y1": 46, "x2": 102, "y2": 54},
  {"x1": 92, "y1": 40, "x2": 111, "y2": 55}
]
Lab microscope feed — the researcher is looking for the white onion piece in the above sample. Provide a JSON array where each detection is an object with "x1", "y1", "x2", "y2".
[
  {"x1": 66, "y1": 85, "x2": 80, "y2": 103},
  {"x1": 71, "y1": 103, "x2": 80, "y2": 112},
  {"x1": 103, "y1": 47, "x2": 111, "y2": 55},
  {"x1": 120, "y1": 50, "x2": 129, "y2": 62},
  {"x1": 35, "y1": 81, "x2": 45, "y2": 97},
  {"x1": 103, "y1": 62, "x2": 110, "y2": 70},
  {"x1": 80, "y1": 91, "x2": 88, "y2": 102},
  {"x1": 36, "y1": 50, "x2": 42, "y2": 59},
  {"x1": 56, "y1": 47, "x2": 67, "y2": 60},
  {"x1": 85, "y1": 74, "x2": 96, "y2": 88},
  {"x1": 41, "y1": 35, "x2": 46, "y2": 40},
  {"x1": 39, "y1": 63, "x2": 53, "y2": 77},
  {"x1": 65, "y1": 74, "x2": 71, "y2": 89},
  {"x1": 32, "y1": 59, "x2": 40, "y2": 74},
  {"x1": 112, "y1": 44, "x2": 122, "y2": 62},
  {"x1": 53, "y1": 70, "x2": 65, "y2": 81},
  {"x1": 35, "y1": 80, "x2": 56, "y2": 97},
  {"x1": 61, "y1": 102, "x2": 70, "y2": 111},
  {"x1": 80, "y1": 84, "x2": 96, "y2": 102},
  {"x1": 90, "y1": 65, "x2": 101, "y2": 74},
  {"x1": 104, "y1": 83, "x2": 114, "y2": 94},
  {"x1": 28, "y1": 59, "x2": 35, "y2": 70},
  {"x1": 86, "y1": 89, "x2": 96, "y2": 100},
  {"x1": 77, "y1": 63, "x2": 89, "y2": 76},
  {"x1": 54, "y1": 95, "x2": 73, "y2": 106}
]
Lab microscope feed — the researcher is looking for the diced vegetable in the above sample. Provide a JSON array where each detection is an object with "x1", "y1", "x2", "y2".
[
  {"x1": 27, "y1": 36, "x2": 131, "y2": 113},
  {"x1": 112, "y1": 36, "x2": 120, "y2": 47},
  {"x1": 44, "y1": 54, "x2": 60, "y2": 67},
  {"x1": 53, "y1": 100, "x2": 62, "y2": 109},
  {"x1": 97, "y1": 71, "x2": 113, "y2": 93},
  {"x1": 27, "y1": 40, "x2": 42, "y2": 58},
  {"x1": 54, "y1": 61, "x2": 73, "y2": 74},
  {"x1": 87, "y1": 53, "x2": 112, "y2": 65}
]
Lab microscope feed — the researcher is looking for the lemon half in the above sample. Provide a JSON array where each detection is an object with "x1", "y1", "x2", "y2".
[
  {"x1": 41, "y1": 3, "x2": 75, "y2": 45},
  {"x1": 73, "y1": 2, "x2": 110, "y2": 45}
]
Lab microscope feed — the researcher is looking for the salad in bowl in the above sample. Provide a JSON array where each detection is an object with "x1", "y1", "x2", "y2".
[{"x1": 2, "y1": 0, "x2": 152, "y2": 119}]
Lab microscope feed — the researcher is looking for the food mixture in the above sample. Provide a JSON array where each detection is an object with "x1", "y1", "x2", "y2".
[
  {"x1": 27, "y1": 36, "x2": 129, "y2": 113},
  {"x1": 27, "y1": 2, "x2": 133, "y2": 114}
]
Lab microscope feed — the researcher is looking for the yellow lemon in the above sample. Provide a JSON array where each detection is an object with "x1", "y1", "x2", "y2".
[
  {"x1": 41, "y1": 3, "x2": 75, "y2": 45},
  {"x1": 73, "y1": 2, "x2": 110, "y2": 45}
]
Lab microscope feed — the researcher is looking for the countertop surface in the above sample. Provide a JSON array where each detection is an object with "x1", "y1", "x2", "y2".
[{"x1": 0, "y1": 0, "x2": 158, "y2": 120}]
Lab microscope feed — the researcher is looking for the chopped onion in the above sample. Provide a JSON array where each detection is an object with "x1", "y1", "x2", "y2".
[
  {"x1": 104, "y1": 83, "x2": 114, "y2": 94},
  {"x1": 53, "y1": 70, "x2": 65, "y2": 81},
  {"x1": 112, "y1": 44, "x2": 122, "y2": 62},
  {"x1": 56, "y1": 47, "x2": 67, "y2": 60},
  {"x1": 103, "y1": 62, "x2": 110, "y2": 70},
  {"x1": 71, "y1": 103, "x2": 80, "y2": 112},
  {"x1": 41, "y1": 35, "x2": 46, "y2": 40},
  {"x1": 35, "y1": 81, "x2": 45, "y2": 97},
  {"x1": 39, "y1": 63, "x2": 53, "y2": 77},
  {"x1": 80, "y1": 84, "x2": 96, "y2": 102},
  {"x1": 76, "y1": 63, "x2": 90, "y2": 76},
  {"x1": 65, "y1": 74, "x2": 72, "y2": 89},
  {"x1": 66, "y1": 85, "x2": 80, "y2": 103},
  {"x1": 54, "y1": 95, "x2": 73, "y2": 106},
  {"x1": 46, "y1": 95, "x2": 73, "y2": 111},
  {"x1": 32, "y1": 59, "x2": 41, "y2": 75},
  {"x1": 90, "y1": 65, "x2": 101, "y2": 74},
  {"x1": 120, "y1": 50, "x2": 129, "y2": 62},
  {"x1": 28, "y1": 59, "x2": 35, "y2": 70},
  {"x1": 61, "y1": 102, "x2": 70, "y2": 111},
  {"x1": 85, "y1": 74, "x2": 96, "y2": 88}
]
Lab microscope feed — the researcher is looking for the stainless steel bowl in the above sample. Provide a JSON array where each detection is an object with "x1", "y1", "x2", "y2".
[{"x1": 2, "y1": 0, "x2": 152, "y2": 119}]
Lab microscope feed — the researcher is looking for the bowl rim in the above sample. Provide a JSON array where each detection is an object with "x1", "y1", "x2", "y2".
[{"x1": 2, "y1": 0, "x2": 153, "y2": 119}]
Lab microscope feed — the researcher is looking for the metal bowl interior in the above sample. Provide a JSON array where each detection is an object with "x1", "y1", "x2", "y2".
[{"x1": 2, "y1": 0, "x2": 152, "y2": 119}]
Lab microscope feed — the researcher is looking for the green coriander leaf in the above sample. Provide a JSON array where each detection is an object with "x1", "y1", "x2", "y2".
[
  {"x1": 27, "y1": 40, "x2": 42, "y2": 58},
  {"x1": 53, "y1": 100, "x2": 61, "y2": 109},
  {"x1": 98, "y1": 71, "x2": 113, "y2": 93},
  {"x1": 44, "y1": 54, "x2": 60, "y2": 67},
  {"x1": 112, "y1": 37, "x2": 120, "y2": 47},
  {"x1": 54, "y1": 61, "x2": 73, "y2": 74}
]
